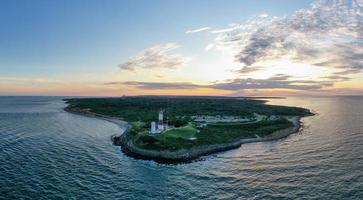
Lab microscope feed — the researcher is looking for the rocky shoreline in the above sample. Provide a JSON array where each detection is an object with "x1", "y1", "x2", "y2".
[
  {"x1": 65, "y1": 106, "x2": 304, "y2": 164},
  {"x1": 113, "y1": 116, "x2": 302, "y2": 164}
]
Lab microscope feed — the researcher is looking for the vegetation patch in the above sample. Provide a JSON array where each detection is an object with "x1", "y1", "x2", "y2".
[
  {"x1": 158, "y1": 125, "x2": 198, "y2": 139},
  {"x1": 64, "y1": 96, "x2": 311, "y2": 152}
]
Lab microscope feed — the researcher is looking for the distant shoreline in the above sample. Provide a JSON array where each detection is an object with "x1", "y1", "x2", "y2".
[{"x1": 64, "y1": 106, "x2": 305, "y2": 164}]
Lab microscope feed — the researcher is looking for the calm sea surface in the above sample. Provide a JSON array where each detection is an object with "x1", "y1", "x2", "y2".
[{"x1": 0, "y1": 96, "x2": 362, "y2": 199}]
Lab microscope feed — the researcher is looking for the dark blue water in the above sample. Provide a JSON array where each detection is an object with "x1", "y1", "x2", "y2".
[{"x1": 0, "y1": 96, "x2": 362, "y2": 199}]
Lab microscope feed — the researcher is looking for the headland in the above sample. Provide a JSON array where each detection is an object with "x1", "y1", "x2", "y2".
[{"x1": 64, "y1": 96, "x2": 313, "y2": 163}]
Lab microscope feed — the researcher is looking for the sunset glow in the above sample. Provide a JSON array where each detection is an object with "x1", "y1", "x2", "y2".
[{"x1": 1, "y1": 0, "x2": 362, "y2": 96}]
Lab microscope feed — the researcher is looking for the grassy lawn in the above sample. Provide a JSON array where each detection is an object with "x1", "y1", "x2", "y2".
[
  {"x1": 131, "y1": 121, "x2": 145, "y2": 129},
  {"x1": 134, "y1": 118, "x2": 294, "y2": 151},
  {"x1": 156, "y1": 125, "x2": 198, "y2": 139}
]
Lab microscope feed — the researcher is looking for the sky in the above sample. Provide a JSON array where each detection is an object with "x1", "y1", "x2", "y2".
[{"x1": 0, "y1": 0, "x2": 362, "y2": 96}]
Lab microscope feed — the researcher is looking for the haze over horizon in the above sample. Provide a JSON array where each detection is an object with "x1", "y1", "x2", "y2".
[{"x1": 1, "y1": 0, "x2": 362, "y2": 96}]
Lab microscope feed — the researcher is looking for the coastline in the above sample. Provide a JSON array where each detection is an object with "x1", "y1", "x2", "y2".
[
  {"x1": 63, "y1": 107, "x2": 131, "y2": 133},
  {"x1": 117, "y1": 117, "x2": 302, "y2": 164},
  {"x1": 64, "y1": 106, "x2": 304, "y2": 164}
]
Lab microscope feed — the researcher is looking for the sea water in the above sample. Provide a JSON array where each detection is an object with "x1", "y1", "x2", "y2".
[{"x1": 0, "y1": 96, "x2": 362, "y2": 199}]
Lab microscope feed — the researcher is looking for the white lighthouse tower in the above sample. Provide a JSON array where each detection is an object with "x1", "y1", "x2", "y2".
[
  {"x1": 150, "y1": 110, "x2": 166, "y2": 134},
  {"x1": 157, "y1": 110, "x2": 164, "y2": 131}
]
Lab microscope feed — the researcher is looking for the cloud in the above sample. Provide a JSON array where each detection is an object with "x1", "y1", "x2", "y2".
[
  {"x1": 204, "y1": 44, "x2": 214, "y2": 51},
  {"x1": 321, "y1": 75, "x2": 351, "y2": 81},
  {"x1": 212, "y1": 0, "x2": 363, "y2": 76},
  {"x1": 118, "y1": 43, "x2": 188, "y2": 71},
  {"x1": 211, "y1": 27, "x2": 237, "y2": 33},
  {"x1": 107, "y1": 81, "x2": 203, "y2": 90},
  {"x1": 237, "y1": 66, "x2": 265, "y2": 74},
  {"x1": 211, "y1": 74, "x2": 333, "y2": 91},
  {"x1": 259, "y1": 13, "x2": 269, "y2": 18},
  {"x1": 186, "y1": 27, "x2": 211, "y2": 34},
  {"x1": 115, "y1": 0, "x2": 362, "y2": 95},
  {"x1": 333, "y1": 68, "x2": 362, "y2": 75},
  {"x1": 115, "y1": 74, "x2": 333, "y2": 91}
]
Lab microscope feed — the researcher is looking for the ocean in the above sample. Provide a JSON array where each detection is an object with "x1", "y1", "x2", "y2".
[{"x1": 0, "y1": 96, "x2": 362, "y2": 199}]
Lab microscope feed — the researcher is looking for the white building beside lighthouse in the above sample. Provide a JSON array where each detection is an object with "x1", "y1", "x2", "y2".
[
  {"x1": 150, "y1": 121, "x2": 157, "y2": 134},
  {"x1": 150, "y1": 110, "x2": 167, "y2": 134}
]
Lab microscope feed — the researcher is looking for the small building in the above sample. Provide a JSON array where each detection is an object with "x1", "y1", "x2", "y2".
[{"x1": 150, "y1": 121, "x2": 157, "y2": 134}]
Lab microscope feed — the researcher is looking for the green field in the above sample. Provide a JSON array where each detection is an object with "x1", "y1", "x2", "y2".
[
  {"x1": 135, "y1": 118, "x2": 293, "y2": 150},
  {"x1": 159, "y1": 125, "x2": 198, "y2": 139}
]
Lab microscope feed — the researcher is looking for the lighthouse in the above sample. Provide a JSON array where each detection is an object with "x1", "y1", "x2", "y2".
[
  {"x1": 150, "y1": 110, "x2": 166, "y2": 134},
  {"x1": 158, "y1": 110, "x2": 164, "y2": 131}
]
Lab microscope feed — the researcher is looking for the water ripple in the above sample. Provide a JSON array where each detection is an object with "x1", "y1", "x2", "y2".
[{"x1": 0, "y1": 97, "x2": 363, "y2": 199}]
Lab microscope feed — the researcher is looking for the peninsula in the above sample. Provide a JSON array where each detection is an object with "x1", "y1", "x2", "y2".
[{"x1": 64, "y1": 96, "x2": 313, "y2": 163}]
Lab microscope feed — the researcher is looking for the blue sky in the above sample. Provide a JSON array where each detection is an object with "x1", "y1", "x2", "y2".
[
  {"x1": 0, "y1": 0, "x2": 314, "y2": 78},
  {"x1": 0, "y1": 0, "x2": 362, "y2": 96}
]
